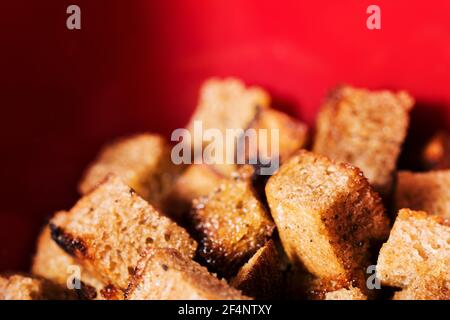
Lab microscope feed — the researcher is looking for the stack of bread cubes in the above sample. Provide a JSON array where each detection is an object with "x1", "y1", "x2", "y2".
[{"x1": 1, "y1": 78, "x2": 448, "y2": 300}]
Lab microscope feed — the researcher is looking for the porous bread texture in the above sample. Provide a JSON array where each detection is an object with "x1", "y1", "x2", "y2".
[
  {"x1": 231, "y1": 240, "x2": 283, "y2": 299},
  {"x1": 376, "y1": 209, "x2": 449, "y2": 290},
  {"x1": 313, "y1": 85, "x2": 414, "y2": 196},
  {"x1": 395, "y1": 170, "x2": 450, "y2": 218},
  {"x1": 167, "y1": 164, "x2": 226, "y2": 218},
  {"x1": 79, "y1": 133, "x2": 181, "y2": 213},
  {"x1": 266, "y1": 150, "x2": 390, "y2": 292},
  {"x1": 125, "y1": 248, "x2": 250, "y2": 300},
  {"x1": 32, "y1": 225, "x2": 107, "y2": 300},
  {"x1": 324, "y1": 286, "x2": 367, "y2": 300},
  {"x1": 0, "y1": 274, "x2": 76, "y2": 300},
  {"x1": 50, "y1": 175, "x2": 197, "y2": 291},
  {"x1": 192, "y1": 166, "x2": 275, "y2": 278}
]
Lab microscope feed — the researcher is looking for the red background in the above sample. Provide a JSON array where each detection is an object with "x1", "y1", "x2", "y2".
[{"x1": 1, "y1": 0, "x2": 449, "y2": 271}]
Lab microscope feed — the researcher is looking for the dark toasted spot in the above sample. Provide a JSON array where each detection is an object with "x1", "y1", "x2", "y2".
[{"x1": 49, "y1": 223, "x2": 88, "y2": 257}]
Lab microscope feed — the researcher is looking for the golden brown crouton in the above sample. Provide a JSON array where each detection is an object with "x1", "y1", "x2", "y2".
[
  {"x1": 324, "y1": 286, "x2": 367, "y2": 300},
  {"x1": 125, "y1": 248, "x2": 250, "y2": 300},
  {"x1": 422, "y1": 131, "x2": 450, "y2": 170},
  {"x1": 230, "y1": 240, "x2": 283, "y2": 299},
  {"x1": 32, "y1": 225, "x2": 108, "y2": 300},
  {"x1": 79, "y1": 133, "x2": 181, "y2": 213},
  {"x1": 192, "y1": 167, "x2": 275, "y2": 278},
  {"x1": 247, "y1": 108, "x2": 308, "y2": 164},
  {"x1": 376, "y1": 209, "x2": 449, "y2": 290},
  {"x1": 50, "y1": 175, "x2": 197, "y2": 291},
  {"x1": 0, "y1": 274, "x2": 76, "y2": 300},
  {"x1": 166, "y1": 164, "x2": 226, "y2": 218},
  {"x1": 266, "y1": 150, "x2": 390, "y2": 291},
  {"x1": 313, "y1": 86, "x2": 414, "y2": 196},
  {"x1": 186, "y1": 77, "x2": 270, "y2": 151},
  {"x1": 395, "y1": 170, "x2": 450, "y2": 218},
  {"x1": 392, "y1": 267, "x2": 449, "y2": 300}
]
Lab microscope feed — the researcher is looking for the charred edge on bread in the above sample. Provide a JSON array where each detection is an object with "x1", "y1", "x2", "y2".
[
  {"x1": 49, "y1": 223, "x2": 88, "y2": 257},
  {"x1": 76, "y1": 281, "x2": 98, "y2": 300}
]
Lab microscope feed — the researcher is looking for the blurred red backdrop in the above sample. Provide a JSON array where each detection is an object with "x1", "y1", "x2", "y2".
[{"x1": 1, "y1": 0, "x2": 449, "y2": 271}]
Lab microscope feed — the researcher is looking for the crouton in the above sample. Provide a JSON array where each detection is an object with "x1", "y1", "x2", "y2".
[
  {"x1": 192, "y1": 166, "x2": 275, "y2": 278},
  {"x1": 32, "y1": 225, "x2": 108, "y2": 300},
  {"x1": 376, "y1": 209, "x2": 449, "y2": 289},
  {"x1": 186, "y1": 77, "x2": 270, "y2": 152},
  {"x1": 313, "y1": 86, "x2": 414, "y2": 196},
  {"x1": 50, "y1": 175, "x2": 197, "y2": 291},
  {"x1": 324, "y1": 286, "x2": 367, "y2": 300},
  {"x1": 79, "y1": 133, "x2": 181, "y2": 213},
  {"x1": 167, "y1": 164, "x2": 226, "y2": 218},
  {"x1": 0, "y1": 274, "x2": 76, "y2": 300},
  {"x1": 422, "y1": 131, "x2": 450, "y2": 170},
  {"x1": 392, "y1": 267, "x2": 449, "y2": 300},
  {"x1": 395, "y1": 170, "x2": 450, "y2": 218},
  {"x1": 230, "y1": 240, "x2": 283, "y2": 299},
  {"x1": 125, "y1": 248, "x2": 250, "y2": 300},
  {"x1": 266, "y1": 150, "x2": 390, "y2": 291},
  {"x1": 247, "y1": 108, "x2": 308, "y2": 164}
]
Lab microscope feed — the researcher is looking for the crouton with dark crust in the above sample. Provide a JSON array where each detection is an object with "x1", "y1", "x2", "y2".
[
  {"x1": 79, "y1": 133, "x2": 181, "y2": 213},
  {"x1": 231, "y1": 240, "x2": 283, "y2": 299},
  {"x1": 192, "y1": 166, "x2": 275, "y2": 278},
  {"x1": 266, "y1": 150, "x2": 390, "y2": 292},
  {"x1": 32, "y1": 225, "x2": 109, "y2": 300},
  {"x1": 0, "y1": 274, "x2": 76, "y2": 300},
  {"x1": 395, "y1": 170, "x2": 450, "y2": 218},
  {"x1": 313, "y1": 86, "x2": 414, "y2": 196},
  {"x1": 125, "y1": 248, "x2": 250, "y2": 300},
  {"x1": 50, "y1": 175, "x2": 197, "y2": 291},
  {"x1": 376, "y1": 209, "x2": 449, "y2": 291}
]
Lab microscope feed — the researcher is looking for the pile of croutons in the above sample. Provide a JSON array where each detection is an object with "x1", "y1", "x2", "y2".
[{"x1": 1, "y1": 78, "x2": 448, "y2": 300}]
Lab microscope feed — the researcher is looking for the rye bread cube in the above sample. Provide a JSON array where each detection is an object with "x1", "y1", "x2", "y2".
[
  {"x1": 395, "y1": 170, "x2": 450, "y2": 218},
  {"x1": 266, "y1": 150, "x2": 390, "y2": 290},
  {"x1": 50, "y1": 175, "x2": 197, "y2": 292},
  {"x1": 192, "y1": 166, "x2": 275, "y2": 278},
  {"x1": 79, "y1": 133, "x2": 181, "y2": 213},
  {"x1": 125, "y1": 248, "x2": 250, "y2": 300},
  {"x1": 392, "y1": 268, "x2": 449, "y2": 300},
  {"x1": 324, "y1": 286, "x2": 367, "y2": 300},
  {"x1": 0, "y1": 274, "x2": 76, "y2": 300},
  {"x1": 230, "y1": 239, "x2": 283, "y2": 299},
  {"x1": 313, "y1": 86, "x2": 414, "y2": 196},
  {"x1": 247, "y1": 108, "x2": 308, "y2": 165},
  {"x1": 32, "y1": 225, "x2": 110, "y2": 300},
  {"x1": 376, "y1": 209, "x2": 449, "y2": 289},
  {"x1": 167, "y1": 164, "x2": 226, "y2": 218}
]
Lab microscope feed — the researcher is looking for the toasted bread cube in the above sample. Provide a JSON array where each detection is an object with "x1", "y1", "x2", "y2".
[
  {"x1": 422, "y1": 131, "x2": 450, "y2": 170},
  {"x1": 125, "y1": 248, "x2": 250, "y2": 300},
  {"x1": 266, "y1": 150, "x2": 390, "y2": 289},
  {"x1": 0, "y1": 274, "x2": 76, "y2": 300},
  {"x1": 376, "y1": 209, "x2": 450, "y2": 289},
  {"x1": 248, "y1": 108, "x2": 308, "y2": 164},
  {"x1": 167, "y1": 164, "x2": 226, "y2": 218},
  {"x1": 230, "y1": 240, "x2": 283, "y2": 299},
  {"x1": 79, "y1": 133, "x2": 181, "y2": 212},
  {"x1": 392, "y1": 268, "x2": 449, "y2": 300},
  {"x1": 324, "y1": 286, "x2": 367, "y2": 300},
  {"x1": 50, "y1": 175, "x2": 197, "y2": 291},
  {"x1": 32, "y1": 225, "x2": 109, "y2": 300},
  {"x1": 313, "y1": 86, "x2": 414, "y2": 196},
  {"x1": 187, "y1": 77, "x2": 270, "y2": 149},
  {"x1": 192, "y1": 167, "x2": 275, "y2": 278},
  {"x1": 395, "y1": 171, "x2": 450, "y2": 218}
]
